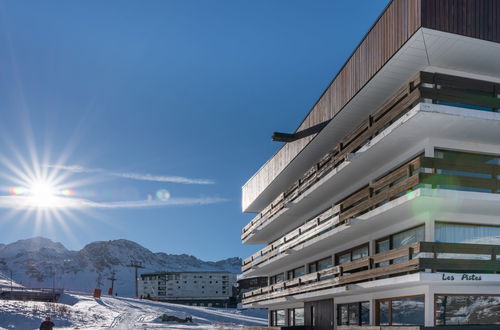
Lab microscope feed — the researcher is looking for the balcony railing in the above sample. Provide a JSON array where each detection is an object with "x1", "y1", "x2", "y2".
[
  {"x1": 242, "y1": 242, "x2": 500, "y2": 304},
  {"x1": 242, "y1": 72, "x2": 500, "y2": 242},
  {"x1": 241, "y1": 155, "x2": 500, "y2": 273},
  {"x1": 242, "y1": 155, "x2": 500, "y2": 271}
]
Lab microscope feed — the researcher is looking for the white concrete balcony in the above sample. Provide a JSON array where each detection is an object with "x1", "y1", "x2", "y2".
[{"x1": 242, "y1": 99, "x2": 500, "y2": 245}]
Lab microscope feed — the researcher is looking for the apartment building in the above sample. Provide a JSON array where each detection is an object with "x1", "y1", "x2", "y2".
[
  {"x1": 241, "y1": 0, "x2": 500, "y2": 328},
  {"x1": 138, "y1": 271, "x2": 237, "y2": 307}
]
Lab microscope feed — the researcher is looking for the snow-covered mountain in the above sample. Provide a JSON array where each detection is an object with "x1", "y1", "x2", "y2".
[{"x1": 0, "y1": 237, "x2": 241, "y2": 297}]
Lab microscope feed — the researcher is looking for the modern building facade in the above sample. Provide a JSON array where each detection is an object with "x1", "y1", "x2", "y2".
[
  {"x1": 138, "y1": 271, "x2": 237, "y2": 307},
  {"x1": 241, "y1": 0, "x2": 500, "y2": 328}
]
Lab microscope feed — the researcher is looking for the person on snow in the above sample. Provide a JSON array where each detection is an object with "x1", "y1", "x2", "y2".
[{"x1": 39, "y1": 316, "x2": 55, "y2": 330}]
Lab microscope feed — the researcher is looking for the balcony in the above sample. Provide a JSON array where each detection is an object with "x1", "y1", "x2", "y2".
[
  {"x1": 242, "y1": 72, "x2": 500, "y2": 244},
  {"x1": 242, "y1": 154, "x2": 500, "y2": 274},
  {"x1": 242, "y1": 242, "x2": 500, "y2": 305}
]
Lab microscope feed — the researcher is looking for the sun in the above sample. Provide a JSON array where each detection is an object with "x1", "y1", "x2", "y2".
[{"x1": 28, "y1": 180, "x2": 58, "y2": 208}]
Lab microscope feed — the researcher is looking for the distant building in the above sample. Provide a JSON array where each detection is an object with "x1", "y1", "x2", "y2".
[{"x1": 138, "y1": 271, "x2": 237, "y2": 307}]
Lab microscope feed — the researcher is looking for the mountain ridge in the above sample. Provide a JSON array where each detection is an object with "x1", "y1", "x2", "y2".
[{"x1": 0, "y1": 237, "x2": 241, "y2": 296}]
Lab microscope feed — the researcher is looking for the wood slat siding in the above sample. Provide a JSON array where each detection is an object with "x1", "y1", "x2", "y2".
[
  {"x1": 244, "y1": 0, "x2": 500, "y2": 213},
  {"x1": 421, "y1": 0, "x2": 500, "y2": 43},
  {"x1": 242, "y1": 0, "x2": 422, "y2": 211}
]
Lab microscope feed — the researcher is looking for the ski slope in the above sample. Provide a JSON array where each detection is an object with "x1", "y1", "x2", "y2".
[{"x1": 0, "y1": 293, "x2": 267, "y2": 329}]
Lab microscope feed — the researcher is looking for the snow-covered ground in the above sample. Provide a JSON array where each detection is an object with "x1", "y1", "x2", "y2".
[{"x1": 0, "y1": 293, "x2": 267, "y2": 329}]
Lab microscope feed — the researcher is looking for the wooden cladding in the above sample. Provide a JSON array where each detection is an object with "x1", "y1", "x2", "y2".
[
  {"x1": 243, "y1": 0, "x2": 500, "y2": 212},
  {"x1": 243, "y1": 241, "x2": 500, "y2": 304},
  {"x1": 242, "y1": 72, "x2": 500, "y2": 242},
  {"x1": 242, "y1": 0, "x2": 422, "y2": 211},
  {"x1": 421, "y1": 0, "x2": 500, "y2": 43}
]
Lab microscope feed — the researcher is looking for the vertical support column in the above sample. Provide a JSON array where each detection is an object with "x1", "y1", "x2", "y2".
[
  {"x1": 369, "y1": 299, "x2": 376, "y2": 326},
  {"x1": 424, "y1": 214, "x2": 435, "y2": 273},
  {"x1": 369, "y1": 240, "x2": 376, "y2": 257},
  {"x1": 425, "y1": 217, "x2": 435, "y2": 242},
  {"x1": 333, "y1": 301, "x2": 337, "y2": 329},
  {"x1": 425, "y1": 286, "x2": 435, "y2": 327}
]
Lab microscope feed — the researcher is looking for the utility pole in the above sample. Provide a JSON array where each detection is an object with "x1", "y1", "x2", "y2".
[
  {"x1": 127, "y1": 262, "x2": 144, "y2": 298},
  {"x1": 107, "y1": 271, "x2": 117, "y2": 295}
]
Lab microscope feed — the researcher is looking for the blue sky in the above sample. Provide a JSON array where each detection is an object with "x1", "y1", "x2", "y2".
[{"x1": 0, "y1": 0, "x2": 390, "y2": 261}]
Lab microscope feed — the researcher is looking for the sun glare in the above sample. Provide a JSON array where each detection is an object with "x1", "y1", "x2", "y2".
[{"x1": 29, "y1": 181, "x2": 57, "y2": 208}]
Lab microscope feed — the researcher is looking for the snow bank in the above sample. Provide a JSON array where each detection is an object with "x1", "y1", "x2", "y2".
[{"x1": 0, "y1": 292, "x2": 267, "y2": 329}]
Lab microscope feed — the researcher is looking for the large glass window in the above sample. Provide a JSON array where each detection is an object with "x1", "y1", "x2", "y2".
[
  {"x1": 336, "y1": 244, "x2": 369, "y2": 265},
  {"x1": 287, "y1": 266, "x2": 305, "y2": 279},
  {"x1": 376, "y1": 296, "x2": 424, "y2": 326},
  {"x1": 436, "y1": 295, "x2": 500, "y2": 325},
  {"x1": 269, "y1": 273, "x2": 284, "y2": 284},
  {"x1": 318, "y1": 257, "x2": 333, "y2": 271},
  {"x1": 289, "y1": 308, "x2": 304, "y2": 326},
  {"x1": 276, "y1": 310, "x2": 285, "y2": 326},
  {"x1": 337, "y1": 301, "x2": 369, "y2": 326},
  {"x1": 393, "y1": 226, "x2": 425, "y2": 249},
  {"x1": 376, "y1": 225, "x2": 424, "y2": 265},
  {"x1": 436, "y1": 222, "x2": 500, "y2": 245}
]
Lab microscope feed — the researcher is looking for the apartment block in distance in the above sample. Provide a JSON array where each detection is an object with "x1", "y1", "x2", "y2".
[
  {"x1": 241, "y1": 0, "x2": 500, "y2": 328},
  {"x1": 138, "y1": 271, "x2": 237, "y2": 307}
]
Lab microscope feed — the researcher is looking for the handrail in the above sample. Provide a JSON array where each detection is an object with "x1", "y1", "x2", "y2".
[
  {"x1": 243, "y1": 242, "x2": 500, "y2": 304},
  {"x1": 242, "y1": 71, "x2": 500, "y2": 242}
]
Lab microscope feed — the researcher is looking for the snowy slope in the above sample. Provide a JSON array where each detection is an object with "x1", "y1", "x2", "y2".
[
  {"x1": 0, "y1": 237, "x2": 241, "y2": 297},
  {"x1": 0, "y1": 292, "x2": 267, "y2": 329}
]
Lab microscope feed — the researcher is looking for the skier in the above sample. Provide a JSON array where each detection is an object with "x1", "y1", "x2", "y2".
[{"x1": 39, "y1": 316, "x2": 54, "y2": 330}]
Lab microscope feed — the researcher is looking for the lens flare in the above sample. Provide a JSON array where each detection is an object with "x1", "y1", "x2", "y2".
[
  {"x1": 61, "y1": 189, "x2": 74, "y2": 196},
  {"x1": 9, "y1": 186, "x2": 27, "y2": 195},
  {"x1": 156, "y1": 189, "x2": 171, "y2": 201}
]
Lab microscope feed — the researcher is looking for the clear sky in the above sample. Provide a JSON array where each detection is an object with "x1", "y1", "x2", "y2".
[{"x1": 0, "y1": 0, "x2": 390, "y2": 261}]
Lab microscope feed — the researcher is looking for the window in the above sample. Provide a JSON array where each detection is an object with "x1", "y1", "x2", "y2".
[
  {"x1": 436, "y1": 222, "x2": 500, "y2": 246},
  {"x1": 308, "y1": 256, "x2": 333, "y2": 273},
  {"x1": 269, "y1": 273, "x2": 285, "y2": 284},
  {"x1": 287, "y1": 266, "x2": 305, "y2": 279},
  {"x1": 335, "y1": 244, "x2": 369, "y2": 268},
  {"x1": 376, "y1": 238, "x2": 391, "y2": 267},
  {"x1": 376, "y1": 296, "x2": 424, "y2": 326},
  {"x1": 337, "y1": 302, "x2": 369, "y2": 326},
  {"x1": 276, "y1": 310, "x2": 285, "y2": 326},
  {"x1": 436, "y1": 295, "x2": 500, "y2": 325},
  {"x1": 287, "y1": 308, "x2": 304, "y2": 326},
  {"x1": 376, "y1": 225, "x2": 424, "y2": 265}
]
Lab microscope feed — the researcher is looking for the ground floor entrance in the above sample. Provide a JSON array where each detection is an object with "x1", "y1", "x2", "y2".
[{"x1": 265, "y1": 272, "x2": 500, "y2": 328}]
